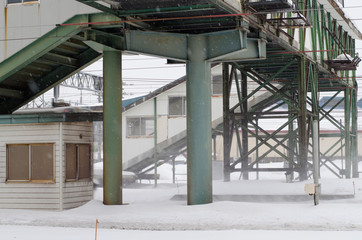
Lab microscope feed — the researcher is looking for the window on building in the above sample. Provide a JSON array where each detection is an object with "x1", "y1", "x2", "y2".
[
  {"x1": 7, "y1": 0, "x2": 39, "y2": 4},
  {"x1": 212, "y1": 75, "x2": 223, "y2": 95},
  {"x1": 169, "y1": 96, "x2": 186, "y2": 116},
  {"x1": 66, "y1": 143, "x2": 91, "y2": 181},
  {"x1": 7, "y1": 144, "x2": 54, "y2": 182},
  {"x1": 127, "y1": 117, "x2": 154, "y2": 137}
]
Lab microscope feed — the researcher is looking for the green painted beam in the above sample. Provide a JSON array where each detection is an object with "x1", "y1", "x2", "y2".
[
  {"x1": 103, "y1": 50, "x2": 123, "y2": 205},
  {"x1": 124, "y1": 29, "x2": 265, "y2": 62},
  {"x1": 124, "y1": 31, "x2": 188, "y2": 61},
  {"x1": 0, "y1": 112, "x2": 102, "y2": 124},
  {"x1": 187, "y1": 35, "x2": 212, "y2": 205},
  {"x1": 0, "y1": 48, "x2": 101, "y2": 114}
]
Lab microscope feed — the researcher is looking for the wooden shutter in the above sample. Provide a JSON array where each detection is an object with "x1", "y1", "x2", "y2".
[
  {"x1": 31, "y1": 144, "x2": 54, "y2": 181},
  {"x1": 66, "y1": 143, "x2": 77, "y2": 180},
  {"x1": 78, "y1": 144, "x2": 91, "y2": 179},
  {"x1": 7, "y1": 145, "x2": 29, "y2": 181}
]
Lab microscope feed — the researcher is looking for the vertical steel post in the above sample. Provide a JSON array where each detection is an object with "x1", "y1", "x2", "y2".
[
  {"x1": 255, "y1": 118, "x2": 259, "y2": 180},
  {"x1": 223, "y1": 63, "x2": 231, "y2": 182},
  {"x1": 352, "y1": 79, "x2": 359, "y2": 178},
  {"x1": 344, "y1": 87, "x2": 351, "y2": 178},
  {"x1": 172, "y1": 156, "x2": 176, "y2": 184},
  {"x1": 287, "y1": 95, "x2": 295, "y2": 180},
  {"x1": 298, "y1": 57, "x2": 308, "y2": 181},
  {"x1": 311, "y1": 63, "x2": 320, "y2": 205},
  {"x1": 312, "y1": 120, "x2": 320, "y2": 205},
  {"x1": 154, "y1": 97, "x2": 158, "y2": 186},
  {"x1": 186, "y1": 35, "x2": 212, "y2": 205},
  {"x1": 351, "y1": 39, "x2": 359, "y2": 178},
  {"x1": 53, "y1": 85, "x2": 60, "y2": 103},
  {"x1": 103, "y1": 51, "x2": 123, "y2": 205},
  {"x1": 213, "y1": 135, "x2": 217, "y2": 162},
  {"x1": 241, "y1": 73, "x2": 249, "y2": 180}
]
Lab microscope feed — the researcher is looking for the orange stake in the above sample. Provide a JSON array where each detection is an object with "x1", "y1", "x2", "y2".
[{"x1": 95, "y1": 219, "x2": 99, "y2": 240}]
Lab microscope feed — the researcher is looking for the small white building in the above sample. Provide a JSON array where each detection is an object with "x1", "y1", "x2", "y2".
[{"x1": 0, "y1": 108, "x2": 101, "y2": 210}]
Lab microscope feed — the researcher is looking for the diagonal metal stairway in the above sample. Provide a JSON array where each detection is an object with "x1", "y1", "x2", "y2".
[
  {"x1": 0, "y1": 13, "x2": 121, "y2": 114},
  {"x1": 122, "y1": 74, "x2": 281, "y2": 176}
]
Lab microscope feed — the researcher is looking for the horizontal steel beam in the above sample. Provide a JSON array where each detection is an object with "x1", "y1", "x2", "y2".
[{"x1": 124, "y1": 29, "x2": 266, "y2": 62}]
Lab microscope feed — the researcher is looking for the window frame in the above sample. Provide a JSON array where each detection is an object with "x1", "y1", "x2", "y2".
[
  {"x1": 168, "y1": 96, "x2": 187, "y2": 117},
  {"x1": 212, "y1": 75, "x2": 223, "y2": 96},
  {"x1": 65, "y1": 143, "x2": 92, "y2": 182},
  {"x1": 126, "y1": 116, "x2": 155, "y2": 138},
  {"x1": 6, "y1": 143, "x2": 55, "y2": 183},
  {"x1": 7, "y1": 0, "x2": 39, "y2": 5}
]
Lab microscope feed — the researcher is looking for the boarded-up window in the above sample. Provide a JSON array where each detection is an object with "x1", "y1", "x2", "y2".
[
  {"x1": 66, "y1": 144, "x2": 77, "y2": 180},
  {"x1": 7, "y1": 144, "x2": 54, "y2": 182},
  {"x1": 78, "y1": 144, "x2": 91, "y2": 179},
  {"x1": 7, "y1": 145, "x2": 29, "y2": 181},
  {"x1": 31, "y1": 144, "x2": 54, "y2": 181},
  {"x1": 66, "y1": 143, "x2": 91, "y2": 181}
]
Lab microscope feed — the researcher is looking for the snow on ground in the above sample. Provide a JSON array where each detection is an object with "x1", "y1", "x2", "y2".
[
  {"x1": 1, "y1": 162, "x2": 362, "y2": 239},
  {"x1": 2, "y1": 226, "x2": 362, "y2": 240}
]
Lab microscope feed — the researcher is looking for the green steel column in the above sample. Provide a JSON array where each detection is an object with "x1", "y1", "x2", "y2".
[
  {"x1": 298, "y1": 57, "x2": 308, "y2": 181},
  {"x1": 187, "y1": 35, "x2": 212, "y2": 205},
  {"x1": 287, "y1": 95, "x2": 295, "y2": 180},
  {"x1": 344, "y1": 87, "x2": 351, "y2": 178},
  {"x1": 311, "y1": 63, "x2": 320, "y2": 205},
  {"x1": 351, "y1": 39, "x2": 359, "y2": 178},
  {"x1": 241, "y1": 73, "x2": 249, "y2": 180},
  {"x1": 154, "y1": 97, "x2": 158, "y2": 187},
  {"x1": 103, "y1": 50, "x2": 123, "y2": 205},
  {"x1": 223, "y1": 63, "x2": 231, "y2": 182},
  {"x1": 352, "y1": 75, "x2": 359, "y2": 178}
]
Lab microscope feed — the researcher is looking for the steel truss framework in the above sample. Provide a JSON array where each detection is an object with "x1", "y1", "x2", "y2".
[
  {"x1": 0, "y1": 0, "x2": 360, "y2": 206},
  {"x1": 223, "y1": 0, "x2": 359, "y2": 181},
  {"x1": 22, "y1": 72, "x2": 104, "y2": 109}
]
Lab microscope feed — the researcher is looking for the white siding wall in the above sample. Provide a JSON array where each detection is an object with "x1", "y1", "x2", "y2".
[
  {"x1": 122, "y1": 79, "x2": 240, "y2": 164},
  {"x1": 0, "y1": 0, "x2": 98, "y2": 62},
  {"x1": 0, "y1": 122, "x2": 94, "y2": 210},
  {"x1": 0, "y1": 123, "x2": 61, "y2": 210}
]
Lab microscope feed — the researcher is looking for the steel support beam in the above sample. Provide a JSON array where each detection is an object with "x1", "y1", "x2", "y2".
[
  {"x1": 103, "y1": 50, "x2": 123, "y2": 205},
  {"x1": 124, "y1": 29, "x2": 265, "y2": 62},
  {"x1": 223, "y1": 63, "x2": 231, "y2": 182},
  {"x1": 311, "y1": 62, "x2": 320, "y2": 205},
  {"x1": 344, "y1": 87, "x2": 351, "y2": 178},
  {"x1": 352, "y1": 79, "x2": 359, "y2": 178},
  {"x1": 298, "y1": 57, "x2": 308, "y2": 181},
  {"x1": 122, "y1": 29, "x2": 265, "y2": 204},
  {"x1": 241, "y1": 73, "x2": 249, "y2": 180},
  {"x1": 186, "y1": 35, "x2": 212, "y2": 205}
]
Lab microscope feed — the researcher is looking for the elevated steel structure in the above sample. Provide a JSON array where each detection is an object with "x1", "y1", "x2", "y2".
[
  {"x1": 0, "y1": 0, "x2": 360, "y2": 205},
  {"x1": 22, "y1": 71, "x2": 104, "y2": 109}
]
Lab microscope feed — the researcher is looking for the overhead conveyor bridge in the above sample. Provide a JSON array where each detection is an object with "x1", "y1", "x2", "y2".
[{"x1": 0, "y1": 0, "x2": 361, "y2": 206}]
